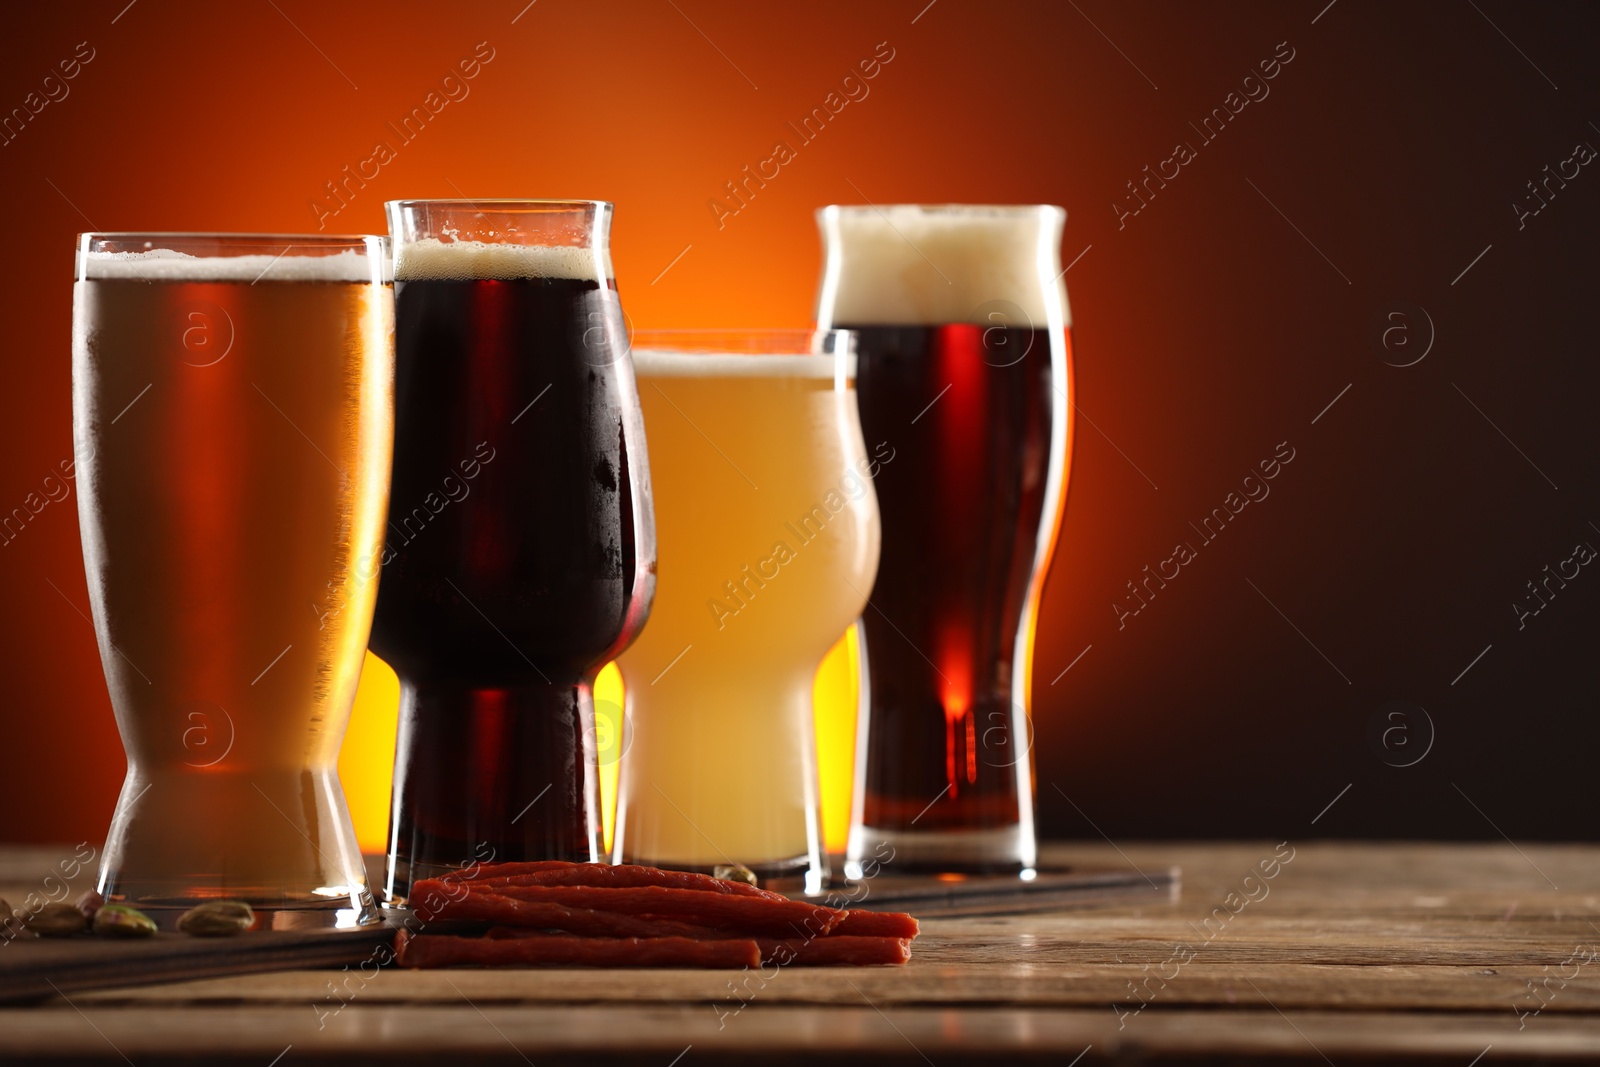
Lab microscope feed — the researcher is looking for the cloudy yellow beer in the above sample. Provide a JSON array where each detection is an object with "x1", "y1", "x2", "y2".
[
  {"x1": 615, "y1": 339, "x2": 881, "y2": 881},
  {"x1": 74, "y1": 239, "x2": 391, "y2": 921}
]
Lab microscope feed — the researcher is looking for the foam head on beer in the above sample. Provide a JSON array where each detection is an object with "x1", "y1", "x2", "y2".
[
  {"x1": 80, "y1": 247, "x2": 382, "y2": 282},
  {"x1": 393, "y1": 238, "x2": 612, "y2": 282},
  {"x1": 816, "y1": 204, "x2": 1070, "y2": 329}
]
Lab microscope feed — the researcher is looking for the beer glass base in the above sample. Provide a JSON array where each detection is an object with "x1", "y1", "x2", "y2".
[
  {"x1": 380, "y1": 679, "x2": 604, "y2": 907},
  {"x1": 847, "y1": 824, "x2": 1035, "y2": 877},
  {"x1": 94, "y1": 767, "x2": 375, "y2": 929},
  {"x1": 379, "y1": 856, "x2": 502, "y2": 909}
]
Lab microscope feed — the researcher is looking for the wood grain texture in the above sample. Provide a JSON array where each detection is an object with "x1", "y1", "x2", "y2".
[
  {"x1": 0, "y1": 926, "x2": 396, "y2": 1004},
  {"x1": 6, "y1": 842, "x2": 1600, "y2": 1062}
]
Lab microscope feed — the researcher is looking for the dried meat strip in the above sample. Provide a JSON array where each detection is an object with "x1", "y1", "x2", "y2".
[
  {"x1": 482, "y1": 929, "x2": 912, "y2": 966},
  {"x1": 436, "y1": 861, "x2": 578, "y2": 882},
  {"x1": 483, "y1": 884, "x2": 844, "y2": 937},
  {"x1": 757, "y1": 935, "x2": 913, "y2": 966},
  {"x1": 829, "y1": 910, "x2": 921, "y2": 939},
  {"x1": 475, "y1": 864, "x2": 785, "y2": 900},
  {"x1": 395, "y1": 930, "x2": 760, "y2": 969},
  {"x1": 409, "y1": 887, "x2": 718, "y2": 938}
]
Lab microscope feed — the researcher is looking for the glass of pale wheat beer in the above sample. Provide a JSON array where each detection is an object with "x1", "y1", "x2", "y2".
[
  {"x1": 816, "y1": 205, "x2": 1073, "y2": 875},
  {"x1": 614, "y1": 329, "x2": 881, "y2": 893},
  {"x1": 73, "y1": 233, "x2": 392, "y2": 927},
  {"x1": 373, "y1": 200, "x2": 654, "y2": 902}
]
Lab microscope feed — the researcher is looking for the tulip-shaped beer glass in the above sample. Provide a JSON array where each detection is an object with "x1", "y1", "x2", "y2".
[
  {"x1": 373, "y1": 200, "x2": 654, "y2": 901},
  {"x1": 816, "y1": 205, "x2": 1073, "y2": 875},
  {"x1": 614, "y1": 330, "x2": 881, "y2": 893},
  {"x1": 74, "y1": 233, "x2": 393, "y2": 927}
]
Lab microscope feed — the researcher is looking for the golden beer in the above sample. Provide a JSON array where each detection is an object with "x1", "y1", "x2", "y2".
[
  {"x1": 73, "y1": 236, "x2": 391, "y2": 923},
  {"x1": 615, "y1": 334, "x2": 881, "y2": 884}
]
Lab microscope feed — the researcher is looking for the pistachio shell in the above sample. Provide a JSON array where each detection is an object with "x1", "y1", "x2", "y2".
[
  {"x1": 713, "y1": 863, "x2": 759, "y2": 887},
  {"x1": 177, "y1": 900, "x2": 254, "y2": 937},
  {"x1": 92, "y1": 903, "x2": 158, "y2": 938},
  {"x1": 27, "y1": 902, "x2": 89, "y2": 937}
]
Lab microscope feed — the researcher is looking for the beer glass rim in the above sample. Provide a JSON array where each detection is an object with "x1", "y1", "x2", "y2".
[
  {"x1": 385, "y1": 198, "x2": 612, "y2": 211},
  {"x1": 76, "y1": 233, "x2": 390, "y2": 282},
  {"x1": 817, "y1": 203, "x2": 1065, "y2": 219},
  {"x1": 78, "y1": 232, "x2": 388, "y2": 245},
  {"x1": 630, "y1": 328, "x2": 852, "y2": 357}
]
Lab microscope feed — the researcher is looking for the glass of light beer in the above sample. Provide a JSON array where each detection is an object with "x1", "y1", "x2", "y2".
[
  {"x1": 73, "y1": 233, "x2": 392, "y2": 927},
  {"x1": 614, "y1": 329, "x2": 881, "y2": 893},
  {"x1": 816, "y1": 205, "x2": 1073, "y2": 875},
  {"x1": 374, "y1": 201, "x2": 654, "y2": 902}
]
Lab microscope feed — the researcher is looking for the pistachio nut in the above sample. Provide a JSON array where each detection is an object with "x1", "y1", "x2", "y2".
[
  {"x1": 92, "y1": 903, "x2": 158, "y2": 938},
  {"x1": 713, "y1": 863, "x2": 759, "y2": 887},
  {"x1": 177, "y1": 900, "x2": 254, "y2": 937},
  {"x1": 27, "y1": 902, "x2": 89, "y2": 937}
]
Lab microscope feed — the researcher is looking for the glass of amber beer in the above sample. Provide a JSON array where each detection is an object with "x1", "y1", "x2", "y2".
[
  {"x1": 816, "y1": 205, "x2": 1073, "y2": 875},
  {"x1": 614, "y1": 329, "x2": 881, "y2": 893},
  {"x1": 73, "y1": 233, "x2": 392, "y2": 927},
  {"x1": 374, "y1": 201, "x2": 654, "y2": 902}
]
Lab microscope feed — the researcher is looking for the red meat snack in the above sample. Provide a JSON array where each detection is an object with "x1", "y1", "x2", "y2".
[{"x1": 395, "y1": 930, "x2": 760, "y2": 969}]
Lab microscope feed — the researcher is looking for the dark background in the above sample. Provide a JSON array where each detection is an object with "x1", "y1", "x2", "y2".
[{"x1": 1, "y1": 1, "x2": 1595, "y2": 846}]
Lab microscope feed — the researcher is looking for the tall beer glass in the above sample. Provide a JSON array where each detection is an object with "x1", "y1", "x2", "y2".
[
  {"x1": 615, "y1": 330, "x2": 880, "y2": 893},
  {"x1": 815, "y1": 205, "x2": 1072, "y2": 874},
  {"x1": 74, "y1": 233, "x2": 392, "y2": 927},
  {"x1": 374, "y1": 200, "x2": 654, "y2": 901}
]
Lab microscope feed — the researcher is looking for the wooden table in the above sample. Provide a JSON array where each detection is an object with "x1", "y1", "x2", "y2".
[{"x1": 4, "y1": 841, "x2": 1600, "y2": 1063}]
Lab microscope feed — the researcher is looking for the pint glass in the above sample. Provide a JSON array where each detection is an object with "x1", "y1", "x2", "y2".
[
  {"x1": 373, "y1": 201, "x2": 654, "y2": 901},
  {"x1": 74, "y1": 233, "x2": 392, "y2": 926},
  {"x1": 615, "y1": 330, "x2": 880, "y2": 892},
  {"x1": 816, "y1": 205, "x2": 1072, "y2": 874}
]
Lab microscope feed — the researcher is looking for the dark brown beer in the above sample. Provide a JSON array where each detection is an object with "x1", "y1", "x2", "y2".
[
  {"x1": 845, "y1": 324, "x2": 1059, "y2": 849},
  {"x1": 816, "y1": 204, "x2": 1072, "y2": 873},
  {"x1": 371, "y1": 231, "x2": 652, "y2": 899}
]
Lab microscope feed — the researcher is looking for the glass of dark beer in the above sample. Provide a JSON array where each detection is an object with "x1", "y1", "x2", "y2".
[
  {"x1": 374, "y1": 200, "x2": 655, "y2": 902},
  {"x1": 815, "y1": 204, "x2": 1072, "y2": 875},
  {"x1": 74, "y1": 233, "x2": 392, "y2": 927}
]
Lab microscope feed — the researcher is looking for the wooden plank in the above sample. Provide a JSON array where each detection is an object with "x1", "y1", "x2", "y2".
[
  {"x1": 7, "y1": 842, "x2": 1600, "y2": 1061},
  {"x1": 770, "y1": 864, "x2": 1180, "y2": 915},
  {"x1": 0, "y1": 1003, "x2": 1592, "y2": 1064},
  {"x1": 914, "y1": 915, "x2": 1600, "y2": 965},
  {"x1": 63, "y1": 960, "x2": 1600, "y2": 1017},
  {"x1": 0, "y1": 926, "x2": 395, "y2": 1005}
]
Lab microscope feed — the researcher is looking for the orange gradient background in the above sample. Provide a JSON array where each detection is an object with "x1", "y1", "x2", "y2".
[
  {"x1": 6, "y1": 0, "x2": 1052, "y2": 853},
  {"x1": 7, "y1": 2, "x2": 1600, "y2": 848}
]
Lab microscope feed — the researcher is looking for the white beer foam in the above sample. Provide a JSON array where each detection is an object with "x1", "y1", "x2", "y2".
[
  {"x1": 817, "y1": 205, "x2": 1070, "y2": 328},
  {"x1": 394, "y1": 238, "x2": 611, "y2": 282},
  {"x1": 633, "y1": 350, "x2": 851, "y2": 379},
  {"x1": 80, "y1": 248, "x2": 380, "y2": 282}
]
